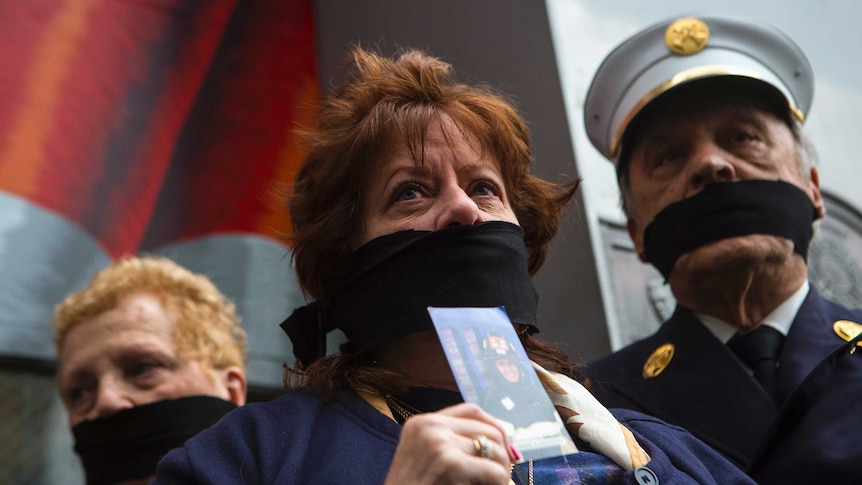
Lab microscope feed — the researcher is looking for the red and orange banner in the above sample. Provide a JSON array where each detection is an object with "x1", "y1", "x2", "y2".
[{"x1": 0, "y1": 0, "x2": 318, "y2": 379}]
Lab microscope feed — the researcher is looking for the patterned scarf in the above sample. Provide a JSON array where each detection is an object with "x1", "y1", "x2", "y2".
[
  {"x1": 531, "y1": 362, "x2": 650, "y2": 471},
  {"x1": 357, "y1": 361, "x2": 650, "y2": 472}
]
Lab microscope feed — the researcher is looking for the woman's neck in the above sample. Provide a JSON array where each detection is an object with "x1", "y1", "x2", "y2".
[{"x1": 374, "y1": 330, "x2": 459, "y2": 391}]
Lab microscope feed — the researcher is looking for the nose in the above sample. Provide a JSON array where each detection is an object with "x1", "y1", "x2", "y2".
[
  {"x1": 436, "y1": 186, "x2": 485, "y2": 229},
  {"x1": 88, "y1": 378, "x2": 135, "y2": 421},
  {"x1": 686, "y1": 141, "x2": 736, "y2": 195}
]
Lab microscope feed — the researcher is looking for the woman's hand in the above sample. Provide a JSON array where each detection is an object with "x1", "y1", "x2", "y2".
[{"x1": 384, "y1": 402, "x2": 520, "y2": 485}]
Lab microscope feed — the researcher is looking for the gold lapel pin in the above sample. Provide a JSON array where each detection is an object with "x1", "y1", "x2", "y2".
[
  {"x1": 833, "y1": 320, "x2": 862, "y2": 352},
  {"x1": 643, "y1": 343, "x2": 675, "y2": 378}
]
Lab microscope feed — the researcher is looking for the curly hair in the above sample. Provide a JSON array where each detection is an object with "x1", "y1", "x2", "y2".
[{"x1": 53, "y1": 256, "x2": 247, "y2": 370}]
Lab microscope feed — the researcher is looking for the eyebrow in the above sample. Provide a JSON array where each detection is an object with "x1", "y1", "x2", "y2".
[{"x1": 376, "y1": 162, "x2": 423, "y2": 195}]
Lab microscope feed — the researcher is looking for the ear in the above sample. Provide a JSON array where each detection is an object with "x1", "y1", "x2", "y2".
[
  {"x1": 219, "y1": 365, "x2": 247, "y2": 406},
  {"x1": 627, "y1": 217, "x2": 648, "y2": 262},
  {"x1": 807, "y1": 167, "x2": 826, "y2": 219}
]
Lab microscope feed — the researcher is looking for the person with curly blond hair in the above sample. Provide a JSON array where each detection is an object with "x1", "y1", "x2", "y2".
[{"x1": 54, "y1": 255, "x2": 247, "y2": 485}]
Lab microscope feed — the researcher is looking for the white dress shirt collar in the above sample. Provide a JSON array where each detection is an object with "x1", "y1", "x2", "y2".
[{"x1": 695, "y1": 281, "x2": 810, "y2": 344}]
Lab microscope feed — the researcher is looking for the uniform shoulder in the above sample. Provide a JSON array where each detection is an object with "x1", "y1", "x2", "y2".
[{"x1": 816, "y1": 291, "x2": 862, "y2": 318}]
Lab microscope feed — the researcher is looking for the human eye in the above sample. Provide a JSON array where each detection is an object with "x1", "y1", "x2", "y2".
[
  {"x1": 470, "y1": 180, "x2": 500, "y2": 197},
  {"x1": 66, "y1": 385, "x2": 87, "y2": 404},
  {"x1": 638, "y1": 138, "x2": 679, "y2": 170},
  {"x1": 650, "y1": 149, "x2": 683, "y2": 171},
  {"x1": 391, "y1": 181, "x2": 425, "y2": 203},
  {"x1": 722, "y1": 119, "x2": 763, "y2": 145},
  {"x1": 730, "y1": 130, "x2": 756, "y2": 144},
  {"x1": 61, "y1": 381, "x2": 93, "y2": 411},
  {"x1": 128, "y1": 361, "x2": 161, "y2": 380}
]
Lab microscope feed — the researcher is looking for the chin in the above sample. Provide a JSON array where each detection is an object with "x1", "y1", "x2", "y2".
[{"x1": 672, "y1": 235, "x2": 795, "y2": 276}]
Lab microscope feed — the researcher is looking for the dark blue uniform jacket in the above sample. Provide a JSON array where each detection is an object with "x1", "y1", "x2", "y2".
[{"x1": 589, "y1": 287, "x2": 862, "y2": 484}]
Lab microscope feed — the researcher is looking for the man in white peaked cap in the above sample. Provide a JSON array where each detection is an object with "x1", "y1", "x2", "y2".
[{"x1": 584, "y1": 12, "x2": 862, "y2": 484}]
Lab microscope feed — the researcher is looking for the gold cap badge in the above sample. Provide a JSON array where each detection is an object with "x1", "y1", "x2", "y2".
[
  {"x1": 643, "y1": 343, "x2": 675, "y2": 378},
  {"x1": 665, "y1": 18, "x2": 709, "y2": 56},
  {"x1": 833, "y1": 320, "x2": 862, "y2": 347}
]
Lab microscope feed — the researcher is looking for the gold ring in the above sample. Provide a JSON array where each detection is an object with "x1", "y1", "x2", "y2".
[{"x1": 473, "y1": 435, "x2": 494, "y2": 459}]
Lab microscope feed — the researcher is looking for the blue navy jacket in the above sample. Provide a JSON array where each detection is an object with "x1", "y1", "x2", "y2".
[
  {"x1": 152, "y1": 387, "x2": 753, "y2": 484},
  {"x1": 589, "y1": 287, "x2": 862, "y2": 484}
]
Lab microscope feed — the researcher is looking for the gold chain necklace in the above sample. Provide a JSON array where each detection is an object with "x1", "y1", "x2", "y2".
[
  {"x1": 384, "y1": 394, "x2": 421, "y2": 423},
  {"x1": 516, "y1": 459, "x2": 534, "y2": 485},
  {"x1": 383, "y1": 394, "x2": 533, "y2": 484}
]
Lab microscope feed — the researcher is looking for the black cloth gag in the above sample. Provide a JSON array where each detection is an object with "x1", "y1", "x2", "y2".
[
  {"x1": 281, "y1": 221, "x2": 538, "y2": 366},
  {"x1": 72, "y1": 395, "x2": 237, "y2": 485},
  {"x1": 643, "y1": 179, "x2": 818, "y2": 279}
]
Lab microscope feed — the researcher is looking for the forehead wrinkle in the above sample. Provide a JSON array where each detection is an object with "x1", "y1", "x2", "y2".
[
  {"x1": 62, "y1": 324, "x2": 172, "y2": 364},
  {"x1": 455, "y1": 159, "x2": 498, "y2": 182},
  {"x1": 637, "y1": 96, "x2": 774, "y2": 154},
  {"x1": 382, "y1": 146, "x2": 490, "y2": 178},
  {"x1": 58, "y1": 295, "x2": 177, "y2": 365}
]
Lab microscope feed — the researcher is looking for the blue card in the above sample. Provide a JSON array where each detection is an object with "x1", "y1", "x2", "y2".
[{"x1": 427, "y1": 306, "x2": 576, "y2": 462}]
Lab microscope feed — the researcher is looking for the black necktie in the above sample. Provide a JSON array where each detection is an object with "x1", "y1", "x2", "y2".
[{"x1": 727, "y1": 325, "x2": 784, "y2": 401}]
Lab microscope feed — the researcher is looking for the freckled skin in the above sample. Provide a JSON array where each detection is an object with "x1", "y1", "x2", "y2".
[{"x1": 57, "y1": 293, "x2": 243, "y2": 426}]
